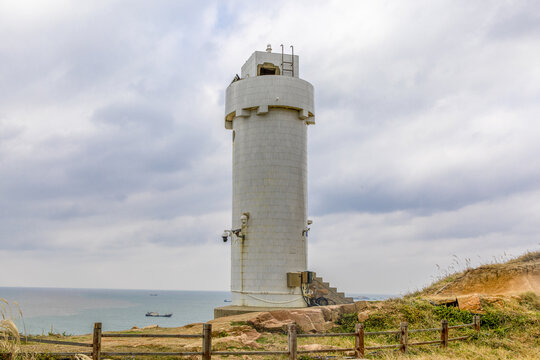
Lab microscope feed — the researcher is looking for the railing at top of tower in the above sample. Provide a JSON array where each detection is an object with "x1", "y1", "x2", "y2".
[{"x1": 281, "y1": 44, "x2": 294, "y2": 77}]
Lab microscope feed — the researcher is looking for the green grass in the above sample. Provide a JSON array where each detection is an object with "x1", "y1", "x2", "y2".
[{"x1": 229, "y1": 321, "x2": 248, "y2": 326}]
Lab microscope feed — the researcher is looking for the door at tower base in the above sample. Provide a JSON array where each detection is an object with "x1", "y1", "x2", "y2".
[{"x1": 223, "y1": 47, "x2": 315, "y2": 308}]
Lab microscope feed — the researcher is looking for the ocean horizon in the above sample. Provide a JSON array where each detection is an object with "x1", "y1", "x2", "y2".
[{"x1": 0, "y1": 287, "x2": 394, "y2": 335}]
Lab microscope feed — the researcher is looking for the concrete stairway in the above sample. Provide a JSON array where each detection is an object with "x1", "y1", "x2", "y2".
[{"x1": 311, "y1": 273, "x2": 354, "y2": 304}]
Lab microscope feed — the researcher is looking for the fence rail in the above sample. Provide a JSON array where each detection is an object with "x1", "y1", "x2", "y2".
[
  {"x1": 5, "y1": 315, "x2": 481, "y2": 359},
  {"x1": 8, "y1": 336, "x2": 92, "y2": 348},
  {"x1": 101, "y1": 334, "x2": 202, "y2": 338}
]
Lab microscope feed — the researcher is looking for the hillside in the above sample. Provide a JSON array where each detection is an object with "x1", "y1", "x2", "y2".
[
  {"x1": 418, "y1": 251, "x2": 540, "y2": 314},
  {"x1": 422, "y1": 251, "x2": 540, "y2": 297}
]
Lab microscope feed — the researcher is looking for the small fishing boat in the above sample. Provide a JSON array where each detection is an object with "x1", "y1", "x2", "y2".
[{"x1": 145, "y1": 312, "x2": 172, "y2": 317}]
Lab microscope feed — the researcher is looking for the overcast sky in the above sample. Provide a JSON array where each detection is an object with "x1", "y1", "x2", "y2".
[{"x1": 1, "y1": 0, "x2": 539, "y2": 294}]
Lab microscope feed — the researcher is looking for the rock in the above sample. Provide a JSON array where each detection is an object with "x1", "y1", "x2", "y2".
[
  {"x1": 322, "y1": 303, "x2": 356, "y2": 323},
  {"x1": 299, "y1": 344, "x2": 327, "y2": 351},
  {"x1": 248, "y1": 307, "x2": 336, "y2": 333},
  {"x1": 248, "y1": 311, "x2": 293, "y2": 332},
  {"x1": 141, "y1": 324, "x2": 159, "y2": 330},
  {"x1": 458, "y1": 294, "x2": 482, "y2": 313},
  {"x1": 299, "y1": 343, "x2": 345, "y2": 351},
  {"x1": 339, "y1": 303, "x2": 357, "y2": 314},
  {"x1": 354, "y1": 301, "x2": 369, "y2": 312},
  {"x1": 223, "y1": 302, "x2": 366, "y2": 334},
  {"x1": 481, "y1": 296, "x2": 506, "y2": 308},
  {"x1": 287, "y1": 309, "x2": 327, "y2": 333},
  {"x1": 212, "y1": 328, "x2": 262, "y2": 349},
  {"x1": 357, "y1": 310, "x2": 370, "y2": 322},
  {"x1": 319, "y1": 306, "x2": 333, "y2": 321}
]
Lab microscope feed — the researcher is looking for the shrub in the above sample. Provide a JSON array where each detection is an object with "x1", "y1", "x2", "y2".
[
  {"x1": 364, "y1": 312, "x2": 395, "y2": 330},
  {"x1": 520, "y1": 292, "x2": 540, "y2": 311},
  {"x1": 334, "y1": 312, "x2": 358, "y2": 333},
  {"x1": 399, "y1": 301, "x2": 433, "y2": 326},
  {"x1": 433, "y1": 305, "x2": 473, "y2": 325}
]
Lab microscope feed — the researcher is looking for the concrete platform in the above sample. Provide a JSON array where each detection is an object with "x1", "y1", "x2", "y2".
[{"x1": 214, "y1": 305, "x2": 304, "y2": 319}]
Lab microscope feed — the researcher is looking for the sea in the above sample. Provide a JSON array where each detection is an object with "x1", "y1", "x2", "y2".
[{"x1": 0, "y1": 287, "x2": 393, "y2": 335}]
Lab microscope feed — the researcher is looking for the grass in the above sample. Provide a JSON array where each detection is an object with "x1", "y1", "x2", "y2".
[
  {"x1": 0, "y1": 299, "x2": 37, "y2": 360},
  {"x1": 1, "y1": 251, "x2": 539, "y2": 359},
  {"x1": 295, "y1": 293, "x2": 539, "y2": 359},
  {"x1": 2, "y1": 295, "x2": 539, "y2": 359},
  {"x1": 3, "y1": 296, "x2": 539, "y2": 359}
]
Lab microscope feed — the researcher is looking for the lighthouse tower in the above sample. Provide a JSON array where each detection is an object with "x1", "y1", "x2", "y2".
[{"x1": 221, "y1": 45, "x2": 315, "y2": 309}]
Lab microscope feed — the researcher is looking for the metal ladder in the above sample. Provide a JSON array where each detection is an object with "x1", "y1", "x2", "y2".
[{"x1": 280, "y1": 44, "x2": 294, "y2": 77}]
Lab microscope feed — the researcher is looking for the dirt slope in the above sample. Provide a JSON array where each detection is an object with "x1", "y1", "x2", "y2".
[{"x1": 423, "y1": 251, "x2": 540, "y2": 298}]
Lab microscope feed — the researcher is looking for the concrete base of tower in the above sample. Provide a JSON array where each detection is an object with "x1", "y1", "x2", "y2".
[
  {"x1": 231, "y1": 291, "x2": 306, "y2": 308},
  {"x1": 214, "y1": 305, "x2": 305, "y2": 319}
]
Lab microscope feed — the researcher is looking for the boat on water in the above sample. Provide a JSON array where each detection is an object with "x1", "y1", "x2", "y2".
[{"x1": 146, "y1": 312, "x2": 172, "y2": 317}]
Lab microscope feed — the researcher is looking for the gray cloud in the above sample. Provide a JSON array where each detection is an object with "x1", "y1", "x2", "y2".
[
  {"x1": 487, "y1": 0, "x2": 540, "y2": 40},
  {"x1": 0, "y1": 0, "x2": 539, "y2": 292}
]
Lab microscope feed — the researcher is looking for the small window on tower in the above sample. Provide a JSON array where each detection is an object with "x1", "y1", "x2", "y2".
[
  {"x1": 260, "y1": 67, "x2": 276, "y2": 75},
  {"x1": 257, "y1": 63, "x2": 280, "y2": 76}
]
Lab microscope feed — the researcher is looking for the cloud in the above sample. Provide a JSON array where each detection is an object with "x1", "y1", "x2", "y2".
[
  {"x1": 0, "y1": 0, "x2": 539, "y2": 293},
  {"x1": 309, "y1": 188, "x2": 540, "y2": 293}
]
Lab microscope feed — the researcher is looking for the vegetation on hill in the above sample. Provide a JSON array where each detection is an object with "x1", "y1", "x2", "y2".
[
  {"x1": 420, "y1": 251, "x2": 539, "y2": 298},
  {"x1": 326, "y1": 293, "x2": 539, "y2": 359}
]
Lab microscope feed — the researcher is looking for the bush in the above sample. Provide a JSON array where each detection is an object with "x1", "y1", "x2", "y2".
[
  {"x1": 364, "y1": 312, "x2": 395, "y2": 330},
  {"x1": 334, "y1": 312, "x2": 358, "y2": 333},
  {"x1": 433, "y1": 305, "x2": 473, "y2": 325},
  {"x1": 399, "y1": 301, "x2": 433, "y2": 326},
  {"x1": 520, "y1": 292, "x2": 540, "y2": 311}
]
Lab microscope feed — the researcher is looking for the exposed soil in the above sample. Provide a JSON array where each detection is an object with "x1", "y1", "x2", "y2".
[{"x1": 424, "y1": 252, "x2": 540, "y2": 298}]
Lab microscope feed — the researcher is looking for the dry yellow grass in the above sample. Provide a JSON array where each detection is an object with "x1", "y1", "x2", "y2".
[{"x1": 420, "y1": 251, "x2": 540, "y2": 298}]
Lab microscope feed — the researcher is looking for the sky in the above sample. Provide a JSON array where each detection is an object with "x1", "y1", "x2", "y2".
[{"x1": 1, "y1": 0, "x2": 539, "y2": 294}]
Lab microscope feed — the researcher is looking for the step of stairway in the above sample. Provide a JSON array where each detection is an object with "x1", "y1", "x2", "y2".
[{"x1": 310, "y1": 273, "x2": 354, "y2": 304}]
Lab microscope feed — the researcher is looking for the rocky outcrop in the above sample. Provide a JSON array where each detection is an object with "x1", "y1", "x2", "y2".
[
  {"x1": 244, "y1": 302, "x2": 363, "y2": 333},
  {"x1": 457, "y1": 294, "x2": 482, "y2": 312},
  {"x1": 212, "y1": 326, "x2": 262, "y2": 350}
]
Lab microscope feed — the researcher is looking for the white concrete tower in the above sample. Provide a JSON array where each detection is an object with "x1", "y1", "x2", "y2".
[{"x1": 223, "y1": 45, "x2": 315, "y2": 308}]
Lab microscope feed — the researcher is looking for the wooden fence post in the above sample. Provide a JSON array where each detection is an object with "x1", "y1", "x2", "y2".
[
  {"x1": 399, "y1": 322, "x2": 408, "y2": 353},
  {"x1": 441, "y1": 319, "x2": 448, "y2": 348},
  {"x1": 202, "y1": 323, "x2": 212, "y2": 360},
  {"x1": 473, "y1": 315, "x2": 481, "y2": 332},
  {"x1": 92, "y1": 322, "x2": 102, "y2": 360},
  {"x1": 355, "y1": 323, "x2": 365, "y2": 358},
  {"x1": 287, "y1": 323, "x2": 297, "y2": 360}
]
